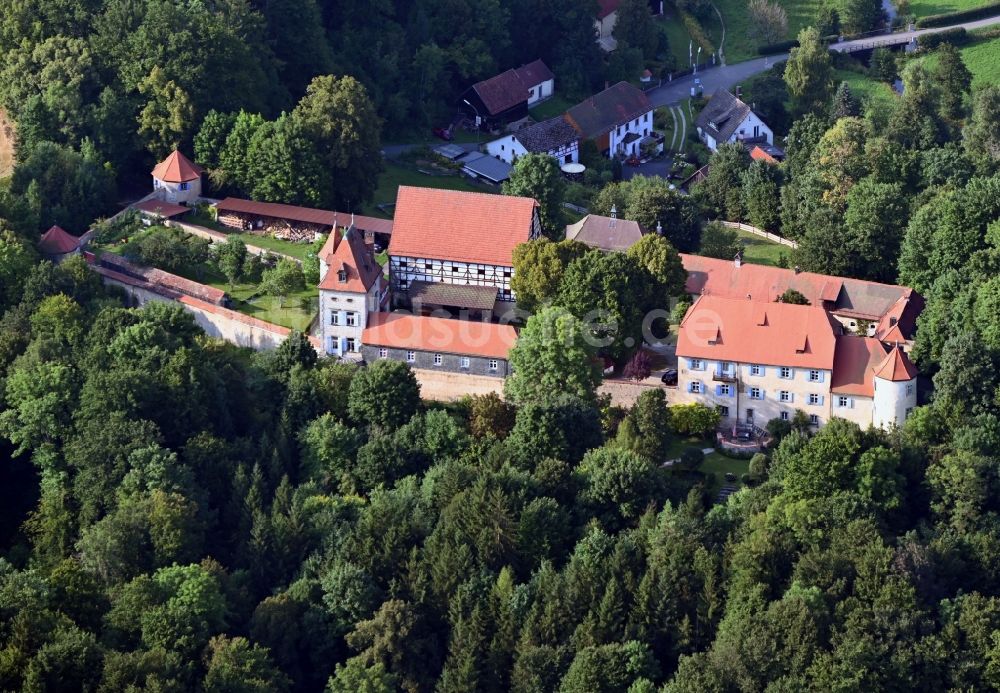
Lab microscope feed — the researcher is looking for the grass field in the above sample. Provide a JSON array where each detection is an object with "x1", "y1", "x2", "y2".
[
  {"x1": 364, "y1": 162, "x2": 492, "y2": 218},
  {"x1": 664, "y1": 436, "x2": 751, "y2": 497},
  {"x1": 909, "y1": 0, "x2": 994, "y2": 17},
  {"x1": 225, "y1": 232, "x2": 314, "y2": 261},
  {"x1": 955, "y1": 34, "x2": 1000, "y2": 87},
  {"x1": 659, "y1": 13, "x2": 703, "y2": 68},
  {"x1": 712, "y1": 0, "x2": 831, "y2": 64},
  {"x1": 529, "y1": 94, "x2": 575, "y2": 121},
  {"x1": 833, "y1": 69, "x2": 898, "y2": 109},
  {"x1": 736, "y1": 230, "x2": 791, "y2": 267}
]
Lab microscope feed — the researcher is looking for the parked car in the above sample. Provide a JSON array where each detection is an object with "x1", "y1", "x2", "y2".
[
  {"x1": 660, "y1": 368, "x2": 678, "y2": 386},
  {"x1": 432, "y1": 126, "x2": 453, "y2": 141}
]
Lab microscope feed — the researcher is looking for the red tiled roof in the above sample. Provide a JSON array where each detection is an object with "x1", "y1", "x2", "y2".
[
  {"x1": 132, "y1": 199, "x2": 190, "y2": 219},
  {"x1": 680, "y1": 254, "x2": 922, "y2": 338},
  {"x1": 38, "y1": 225, "x2": 80, "y2": 255},
  {"x1": 830, "y1": 336, "x2": 888, "y2": 396},
  {"x1": 388, "y1": 187, "x2": 537, "y2": 266},
  {"x1": 216, "y1": 198, "x2": 339, "y2": 227},
  {"x1": 318, "y1": 228, "x2": 383, "y2": 293},
  {"x1": 151, "y1": 151, "x2": 203, "y2": 183},
  {"x1": 362, "y1": 312, "x2": 517, "y2": 360},
  {"x1": 750, "y1": 146, "x2": 778, "y2": 164},
  {"x1": 472, "y1": 69, "x2": 529, "y2": 116},
  {"x1": 597, "y1": 0, "x2": 621, "y2": 18},
  {"x1": 677, "y1": 295, "x2": 838, "y2": 370},
  {"x1": 97, "y1": 252, "x2": 227, "y2": 305},
  {"x1": 874, "y1": 345, "x2": 918, "y2": 381}
]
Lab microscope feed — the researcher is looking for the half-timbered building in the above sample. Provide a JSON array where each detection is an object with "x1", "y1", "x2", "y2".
[{"x1": 387, "y1": 187, "x2": 540, "y2": 313}]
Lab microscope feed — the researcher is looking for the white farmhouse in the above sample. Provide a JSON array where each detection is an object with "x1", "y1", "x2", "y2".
[
  {"x1": 695, "y1": 89, "x2": 773, "y2": 152},
  {"x1": 564, "y1": 82, "x2": 661, "y2": 159},
  {"x1": 151, "y1": 150, "x2": 203, "y2": 205},
  {"x1": 485, "y1": 116, "x2": 580, "y2": 166}
]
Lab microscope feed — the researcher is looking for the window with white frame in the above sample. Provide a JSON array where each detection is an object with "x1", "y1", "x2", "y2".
[
  {"x1": 779, "y1": 367, "x2": 791, "y2": 379},
  {"x1": 838, "y1": 396, "x2": 849, "y2": 407},
  {"x1": 690, "y1": 381, "x2": 702, "y2": 393},
  {"x1": 781, "y1": 411, "x2": 790, "y2": 421},
  {"x1": 406, "y1": 351, "x2": 416, "y2": 363},
  {"x1": 779, "y1": 390, "x2": 791, "y2": 402},
  {"x1": 488, "y1": 359, "x2": 499, "y2": 371},
  {"x1": 749, "y1": 387, "x2": 762, "y2": 399},
  {"x1": 719, "y1": 384, "x2": 732, "y2": 396},
  {"x1": 809, "y1": 393, "x2": 821, "y2": 405},
  {"x1": 379, "y1": 348, "x2": 388, "y2": 358},
  {"x1": 689, "y1": 359, "x2": 704, "y2": 370},
  {"x1": 460, "y1": 357, "x2": 470, "y2": 369},
  {"x1": 809, "y1": 414, "x2": 820, "y2": 425},
  {"x1": 346, "y1": 338, "x2": 356, "y2": 352},
  {"x1": 809, "y1": 370, "x2": 821, "y2": 382},
  {"x1": 906, "y1": 383, "x2": 914, "y2": 396},
  {"x1": 750, "y1": 364, "x2": 763, "y2": 376},
  {"x1": 180, "y1": 181, "x2": 189, "y2": 191},
  {"x1": 345, "y1": 312, "x2": 357, "y2": 327},
  {"x1": 330, "y1": 311, "x2": 339, "y2": 326},
  {"x1": 717, "y1": 405, "x2": 730, "y2": 417},
  {"x1": 433, "y1": 353, "x2": 442, "y2": 366}
]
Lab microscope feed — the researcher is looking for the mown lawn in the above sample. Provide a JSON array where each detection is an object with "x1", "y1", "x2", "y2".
[
  {"x1": 909, "y1": 0, "x2": 995, "y2": 17},
  {"x1": 712, "y1": 0, "x2": 829, "y2": 63},
  {"x1": 224, "y1": 232, "x2": 313, "y2": 261},
  {"x1": 659, "y1": 13, "x2": 701, "y2": 69},
  {"x1": 736, "y1": 230, "x2": 792, "y2": 267},
  {"x1": 363, "y1": 163, "x2": 490, "y2": 218},
  {"x1": 664, "y1": 436, "x2": 750, "y2": 497},
  {"x1": 529, "y1": 94, "x2": 575, "y2": 121},
  {"x1": 833, "y1": 69, "x2": 898, "y2": 110}
]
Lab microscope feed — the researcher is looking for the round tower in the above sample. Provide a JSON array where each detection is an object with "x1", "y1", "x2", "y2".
[{"x1": 872, "y1": 346, "x2": 918, "y2": 429}]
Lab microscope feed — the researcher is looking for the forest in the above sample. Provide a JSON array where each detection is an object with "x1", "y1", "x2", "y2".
[{"x1": 3, "y1": 0, "x2": 1000, "y2": 691}]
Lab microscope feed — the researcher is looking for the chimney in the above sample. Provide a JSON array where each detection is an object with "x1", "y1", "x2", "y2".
[
  {"x1": 793, "y1": 265, "x2": 801, "y2": 274},
  {"x1": 610, "y1": 204, "x2": 617, "y2": 228},
  {"x1": 734, "y1": 249, "x2": 743, "y2": 268}
]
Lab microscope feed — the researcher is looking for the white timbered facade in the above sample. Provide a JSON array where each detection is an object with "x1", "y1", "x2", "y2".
[{"x1": 389, "y1": 257, "x2": 516, "y2": 302}]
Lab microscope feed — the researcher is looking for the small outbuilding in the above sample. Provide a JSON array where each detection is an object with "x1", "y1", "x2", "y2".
[
  {"x1": 38, "y1": 225, "x2": 81, "y2": 262},
  {"x1": 151, "y1": 150, "x2": 203, "y2": 204}
]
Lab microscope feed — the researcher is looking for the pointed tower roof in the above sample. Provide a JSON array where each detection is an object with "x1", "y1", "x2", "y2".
[
  {"x1": 873, "y1": 345, "x2": 918, "y2": 382},
  {"x1": 38, "y1": 225, "x2": 80, "y2": 255},
  {"x1": 151, "y1": 150, "x2": 203, "y2": 183},
  {"x1": 318, "y1": 227, "x2": 382, "y2": 293}
]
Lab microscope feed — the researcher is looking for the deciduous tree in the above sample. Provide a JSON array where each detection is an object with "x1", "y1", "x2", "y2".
[{"x1": 503, "y1": 153, "x2": 566, "y2": 238}]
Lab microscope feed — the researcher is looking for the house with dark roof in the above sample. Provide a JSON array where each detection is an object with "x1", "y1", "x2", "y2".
[
  {"x1": 387, "y1": 186, "x2": 540, "y2": 308},
  {"x1": 460, "y1": 60, "x2": 555, "y2": 132},
  {"x1": 564, "y1": 82, "x2": 658, "y2": 159},
  {"x1": 317, "y1": 226, "x2": 389, "y2": 358},
  {"x1": 151, "y1": 150, "x2": 203, "y2": 204},
  {"x1": 485, "y1": 116, "x2": 580, "y2": 165},
  {"x1": 695, "y1": 89, "x2": 773, "y2": 152}
]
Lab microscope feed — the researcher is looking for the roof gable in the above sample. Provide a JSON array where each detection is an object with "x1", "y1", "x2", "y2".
[
  {"x1": 388, "y1": 187, "x2": 537, "y2": 266},
  {"x1": 874, "y1": 346, "x2": 918, "y2": 381},
  {"x1": 514, "y1": 59, "x2": 554, "y2": 87},
  {"x1": 831, "y1": 336, "x2": 889, "y2": 396},
  {"x1": 472, "y1": 69, "x2": 529, "y2": 116},
  {"x1": 151, "y1": 150, "x2": 203, "y2": 183},
  {"x1": 318, "y1": 227, "x2": 382, "y2": 293},
  {"x1": 565, "y1": 214, "x2": 644, "y2": 252},
  {"x1": 513, "y1": 117, "x2": 580, "y2": 153},
  {"x1": 695, "y1": 90, "x2": 753, "y2": 143},
  {"x1": 565, "y1": 82, "x2": 652, "y2": 139}
]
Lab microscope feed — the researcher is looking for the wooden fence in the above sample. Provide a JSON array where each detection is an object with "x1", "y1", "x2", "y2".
[{"x1": 714, "y1": 220, "x2": 798, "y2": 249}]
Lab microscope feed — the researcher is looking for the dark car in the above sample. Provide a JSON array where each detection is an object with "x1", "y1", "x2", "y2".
[
  {"x1": 660, "y1": 368, "x2": 678, "y2": 386},
  {"x1": 432, "y1": 126, "x2": 453, "y2": 141}
]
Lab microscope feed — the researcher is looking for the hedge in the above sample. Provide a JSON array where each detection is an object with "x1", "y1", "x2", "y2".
[
  {"x1": 917, "y1": 26, "x2": 969, "y2": 48},
  {"x1": 679, "y1": 9, "x2": 716, "y2": 55},
  {"x1": 757, "y1": 39, "x2": 799, "y2": 55},
  {"x1": 915, "y1": 1, "x2": 1000, "y2": 28}
]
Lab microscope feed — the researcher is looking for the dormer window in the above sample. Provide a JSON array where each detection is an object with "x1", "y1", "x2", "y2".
[{"x1": 338, "y1": 269, "x2": 347, "y2": 283}]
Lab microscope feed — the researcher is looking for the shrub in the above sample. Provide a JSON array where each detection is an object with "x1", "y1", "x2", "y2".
[
  {"x1": 916, "y1": 27, "x2": 968, "y2": 49},
  {"x1": 679, "y1": 447, "x2": 705, "y2": 470},
  {"x1": 740, "y1": 473, "x2": 752, "y2": 485},
  {"x1": 749, "y1": 452, "x2": 769, "y2": 479},
  {"x1": 916, "y1": 2, "x2": 1000, "y2": 27},
  {"x1": 671, "y1": 298, "x2": 692, "y2": 325},
  {"x1": 757, "y1": 38, "x2": 800, "y2": 55}
]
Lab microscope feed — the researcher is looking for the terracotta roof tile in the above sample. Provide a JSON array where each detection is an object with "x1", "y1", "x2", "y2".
[
  {"x1": 151, "y1": 150, "x2": 203, "y2": 183},
  {"x1": 216, "y1": 197, "x2": 339, "y2": 227},
  {"x1": 38, "y1": 225, "x2": 80, "y2": 255},
  {"x1": 362, "y1": 312, "x2": 516, "y2": 359},
  {"x1": 318, "y1": 228, "x2": 383, "y2": 293},
  {"x1": 388, "y1": 187, "x2": 537, "y2": 266},
  {"x1": 831, "y1": 336, "x2": 888, "y2": 396},
  {"x1": 677, "y1": 295, "x2": 838, "y2": 369},
  {"x1": 515, "y1": 59, "x2": 554, "y2": 86},
  {"x1": 98, "y1": 252, "x2": 227, "y2": 305},
  {"x1": 597, "y1": 0, "x2": 621, "y2": 18},
  {"x1": 874, "y1": 345, "x2": 918, "y2": 381},
  {"x1": 473, "y1": 69, "x2": 529, "y2": 116}
]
